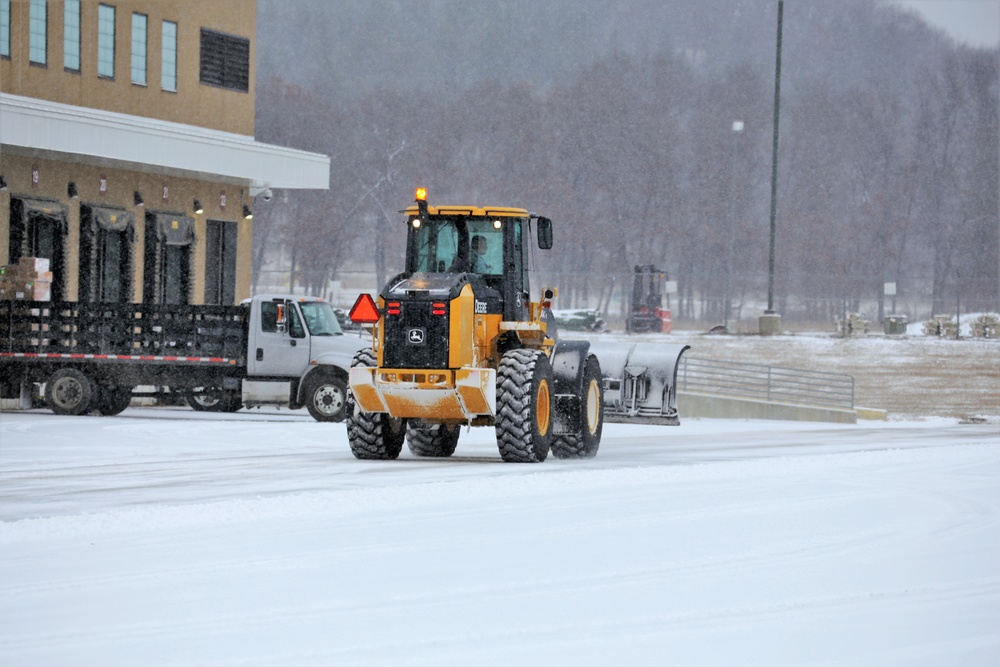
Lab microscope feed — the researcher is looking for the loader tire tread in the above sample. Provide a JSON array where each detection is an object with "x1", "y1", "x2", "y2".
[
  {"x1": 496, "y1": 348, "x2": 552, "y2": 463},
  {"x1": 346, "y1": 349, "x2": 404, "y2": 460},
  {"x1": 406, "y1": 422, "x2": 460, "y2": 457},
  {"x1": 551, "y1": 355, "x2": 603, "y2": 459}
]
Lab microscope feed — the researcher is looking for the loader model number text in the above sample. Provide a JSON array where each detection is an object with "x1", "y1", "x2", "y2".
[{"x1": 475, "y1": 300, "x2": 488, "y2": 314}]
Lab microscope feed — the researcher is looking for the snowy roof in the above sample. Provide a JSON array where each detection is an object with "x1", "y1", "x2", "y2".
[{"x1": 0, "y1": 93, "x2": 330, "y2": 191}]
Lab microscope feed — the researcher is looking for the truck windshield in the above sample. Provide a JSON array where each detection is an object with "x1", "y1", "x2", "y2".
[{"x1": 299, "y1": 301, "x2": 344, "y2": 336}]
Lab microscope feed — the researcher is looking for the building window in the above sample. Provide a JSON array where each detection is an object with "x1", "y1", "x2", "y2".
[
  {"x1": 64, "y1": 0, "x2": 80, "y2": 70},
  {"x1": 199, "y1": 28, "x2": 249, "y2": 93},
  {"x1": 161, "y1": 20, "x2": 177, "y2": 91},
  {"x1": 1, "y1": 0, "x2": 11, "y2": 58},
  {"x1": 131, "y1": 12, "x2": 146, "y2": 85},
  {"x1": 29, "y1": 0, "x2": 47, "y2": 65},
  {"x1": 97, "y1": 4, "x2": 115, "y2": 78}
]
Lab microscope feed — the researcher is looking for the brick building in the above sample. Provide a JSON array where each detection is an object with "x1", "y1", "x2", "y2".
[{"x1": 0, "y1": 0, "x2": 329, "y2": 304}]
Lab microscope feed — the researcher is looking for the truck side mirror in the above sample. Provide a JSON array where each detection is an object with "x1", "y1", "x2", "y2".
[
  {"x1": 536, "y1": 216, "x2": 553, "y2": 250},
  {"x1": 275, "y1": 303, "x2": 287, "y2": 333}
]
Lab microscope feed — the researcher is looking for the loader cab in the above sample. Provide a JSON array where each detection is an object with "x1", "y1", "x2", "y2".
[{"x1": 404, "y1": 200, "x2": 547, "y2": 322}]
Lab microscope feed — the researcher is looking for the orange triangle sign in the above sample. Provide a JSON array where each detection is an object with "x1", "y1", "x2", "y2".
[{"x1": 349, "y1": 293, "x2": 381, "y2": 324}]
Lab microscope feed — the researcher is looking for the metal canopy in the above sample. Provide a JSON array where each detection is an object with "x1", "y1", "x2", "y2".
[{"x1": 0, "y1": 93, "x2": 330, "y2": 191}]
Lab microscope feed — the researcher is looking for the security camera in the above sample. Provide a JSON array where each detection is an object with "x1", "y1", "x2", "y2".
[{"x1": 250, "y1": 187, "x2": 273, "y2": 201}]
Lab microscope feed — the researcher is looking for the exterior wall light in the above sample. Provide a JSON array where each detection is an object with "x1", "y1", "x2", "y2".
[
  {"x1": 134, "y1": 191, "x2": 144, "y2": 207},
  {"x1": 242, "y1": 204, "x2": 253, "y2": 220},
  {"x1": 193, "y1": 199, "x2": 204, "y2": 214},
  {"x1": 68, "y1": 182, "x2": 79, "y2": 199}
]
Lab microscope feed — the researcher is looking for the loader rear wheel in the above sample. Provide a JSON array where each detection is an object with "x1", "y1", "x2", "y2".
[
  {"x1": 45, "y1": 369, "x2": 94, "y2": 416},
  {"x1": 406, "y1": 422, "x2": 460, "y2": 457},
  {"x1": 496, "y1": 348, "x2": 553, "y2": 463},
  {"x1": 551, "y1": 355, "x2": 604, "y2": 459},
  {"x1": 346, "y1": 348, "x2": 405, "y2": 460}
]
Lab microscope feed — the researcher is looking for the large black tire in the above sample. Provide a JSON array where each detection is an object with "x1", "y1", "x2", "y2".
[
  {"x1": 303, "y1": 373, "x2": 348, "y2": 422},
  {"x1": 186, "y1": 388, "x2": 241, "y2": 413},
  {"x1": 187, "y1": 388, "x2": 222, "y2": 412},
  {"x1": 45, "y1": 369, "x2": 95, "y2": 416},
  {"x1": 406, "y1": 421, "x2": 460, "y2": 457},
  {"x1": 496, "y1": 348, "x2": 553, "y2": 463},
  {"x1": 347, "y1": 349, "x2": 405, "y2": 459},
  {"x1": 93, "y1": 385, "x2": 134, "y2": 416},
  {"x1": 551, "y1": 355, "x2": 604, "y2": 459}
]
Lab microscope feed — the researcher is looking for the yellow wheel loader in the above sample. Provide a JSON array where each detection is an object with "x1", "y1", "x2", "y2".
[{"x1": 347, "y1": 189, "x2": 688, "y2": 462}]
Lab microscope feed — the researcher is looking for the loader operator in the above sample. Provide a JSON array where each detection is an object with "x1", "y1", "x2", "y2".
[{"x1": 471, "y1": 234, "x2": 493, "y2": 273}]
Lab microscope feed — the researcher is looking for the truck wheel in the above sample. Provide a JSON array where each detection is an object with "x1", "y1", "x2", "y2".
[
  {"x1": 406, "y1": 422, "x2": 460, "y2": 457},
  {"x1": 94, "y1": 385, "x2": 133, "y2": 416},
  {"x1": 187, "y1": 388, "x2": 241, "y2": 412},
  {"x1": 551, "y1": 355, "x2": 604, "y2": 459},
  {"x1": 187, "y1": 388, "x2": 222, "y2": 412},
  {"x1": 45, "y1": 369, "x2": 95, "y2": 416},
  {"x1": 346, "y1": 349, "x2": 405, "y2": 459},
  {"x1": 304, "y1": 373, "x2": 348, "y2": 422},
  {"x1": 496, "y1": 348, "x2": 553, "y2": 462}
]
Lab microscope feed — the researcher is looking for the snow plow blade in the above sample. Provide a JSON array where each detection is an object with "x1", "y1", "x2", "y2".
[{"x1": 588, "y1": 342, "x2": 690, "y2": 425}]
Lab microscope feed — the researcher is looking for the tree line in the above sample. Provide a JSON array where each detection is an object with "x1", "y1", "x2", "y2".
[{"x1": 253, "y1": 0, "x2": 998, "y2": 324}]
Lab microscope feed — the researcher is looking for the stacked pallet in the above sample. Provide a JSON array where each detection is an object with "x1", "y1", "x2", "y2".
[{"x1": 0, "y1": 257, "x2": 52, "y2": 301}]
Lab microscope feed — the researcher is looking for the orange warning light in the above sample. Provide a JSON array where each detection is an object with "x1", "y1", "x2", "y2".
[
  {"x1": 349, "y1": 293, "x2": 381, "y2": 324},
  {"x1": 415, "y1": 187, "x2": 427, "y2": 202}
]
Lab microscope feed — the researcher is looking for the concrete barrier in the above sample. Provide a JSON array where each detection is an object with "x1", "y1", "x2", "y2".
[{"x1": 679, "y1": 391, "x2": 859, "y2": 424}]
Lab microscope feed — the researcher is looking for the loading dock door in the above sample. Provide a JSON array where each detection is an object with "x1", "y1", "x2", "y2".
[
  {"x1": 8, "y1": 198, "x2": 68, "y2": 301},
  {"x1": 80, "y1": 206, "x2": 135, "y2": 303}
]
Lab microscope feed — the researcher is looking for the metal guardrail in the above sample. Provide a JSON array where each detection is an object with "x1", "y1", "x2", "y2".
[{"x1": 678, "y1": 356, "x2": 855, "y2": 410}]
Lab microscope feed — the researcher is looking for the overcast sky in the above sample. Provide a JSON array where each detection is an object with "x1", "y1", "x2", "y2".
[{"x1": 889, "y1": 0, "x2": 1000, "y2": 47}]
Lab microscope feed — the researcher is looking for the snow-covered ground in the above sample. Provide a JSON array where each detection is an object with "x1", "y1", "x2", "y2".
[{"x1": 1, "y1": 407, "x2": 998, "y2": 666}]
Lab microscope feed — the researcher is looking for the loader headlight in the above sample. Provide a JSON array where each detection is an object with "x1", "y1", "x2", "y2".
[{"x1": 493, "y1": 219, "x2": 502, "y2": 229}]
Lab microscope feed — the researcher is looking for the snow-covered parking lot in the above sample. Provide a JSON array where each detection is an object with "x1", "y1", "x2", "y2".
[{"x1": 1, "y1": 407, "x2": 998, "y2": 666}]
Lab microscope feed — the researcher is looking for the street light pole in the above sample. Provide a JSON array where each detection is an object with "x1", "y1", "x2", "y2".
[
  {"x1": 725, "y1": 120, "x2": 743, "y2": 331},
  {"x1": 761, "y1": 0, "x2": 784, "y2": 335}
]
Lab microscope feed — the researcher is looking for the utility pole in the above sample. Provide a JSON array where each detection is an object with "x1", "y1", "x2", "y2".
[{"x1": 761, "y1": 0, "x2": 784, "y2": 335}]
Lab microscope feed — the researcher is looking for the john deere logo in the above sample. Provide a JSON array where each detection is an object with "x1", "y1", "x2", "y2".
[{"x1": 408, "y1": 328, "x2": 426, "y2": 344}]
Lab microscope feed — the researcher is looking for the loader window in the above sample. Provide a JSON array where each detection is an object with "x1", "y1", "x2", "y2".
[
  {"x1": 467, "y1": 220, "x2": 503, "y2": 276},
  {"x1": 408, "y1": 217, "x2": 460, "y2": 273}
]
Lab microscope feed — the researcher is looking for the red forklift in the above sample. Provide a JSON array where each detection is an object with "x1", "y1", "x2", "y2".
[{"x1": 626, "y1": 265, "x2": 672, "y2": 333}]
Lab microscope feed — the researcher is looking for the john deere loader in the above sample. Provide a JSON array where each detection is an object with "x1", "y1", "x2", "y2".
[{"x1": 347, "y1": 189, "x2": 688, "y2": 462}]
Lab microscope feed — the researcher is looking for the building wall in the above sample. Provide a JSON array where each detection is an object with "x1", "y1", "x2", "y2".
[
  {"x1": 1, "y1": 0, "x2": 255, "y2": 135},
  {"x1": 1, "y1": 0, "x2": 257, "y2": 305},
  {"x1": 0, "y1": 152, "x2": 252, "y2": 303}
]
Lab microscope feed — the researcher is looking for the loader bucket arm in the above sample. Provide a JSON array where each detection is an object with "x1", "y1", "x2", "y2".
[{"x1": 587, "y1": 342, "x2": 690, "y2": 425}]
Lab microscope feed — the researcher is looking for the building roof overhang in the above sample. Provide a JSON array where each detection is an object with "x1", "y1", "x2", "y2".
[{"x1": 0, "y1": 93, "x2": 329, "y2": 191}]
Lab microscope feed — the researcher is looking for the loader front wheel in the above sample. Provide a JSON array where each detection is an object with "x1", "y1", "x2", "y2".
[
  {"x1": 406, "y1": 422, "x2": 460, "y2": 457},
  {"x1": 346, "y1": 349, "x2": 405, "y2": 460},
  {"x1": 551, "y1": 355, "x2": 604, "y2": 459},
  {"x1": 496, "y1": 348, "x2": 553, "y2": 463}
]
